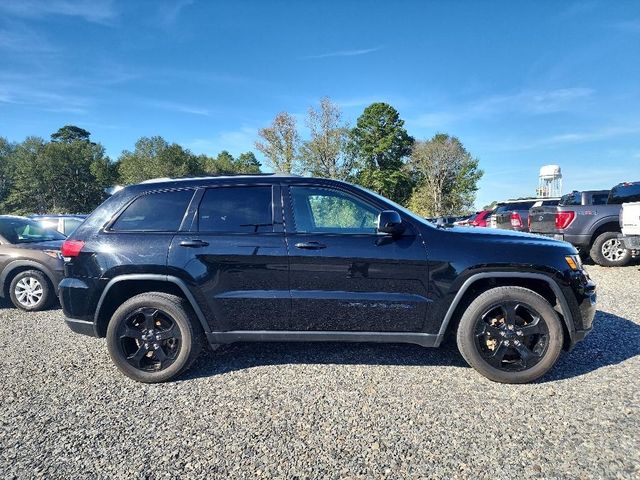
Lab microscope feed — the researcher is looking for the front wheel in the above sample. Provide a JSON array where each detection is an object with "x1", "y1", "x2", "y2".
[
  {"x1": 106, "y1": 292, "x2": 202, "y2": 383},
  {"x1": 456, "y1": 286, "x2": 564, "y2": 384}
]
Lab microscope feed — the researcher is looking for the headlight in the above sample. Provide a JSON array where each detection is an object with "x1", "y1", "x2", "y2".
[
  {"x1": 43, "y1": 250, "x2": 62, "y2": 260},
  {"x1": 565, "y1": 254, "x2": 583, "y2": 271}
]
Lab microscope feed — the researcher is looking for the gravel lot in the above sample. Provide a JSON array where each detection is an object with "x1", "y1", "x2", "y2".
[{"x1": 1, "y1": 264, "x2": 639, "y2": 479}]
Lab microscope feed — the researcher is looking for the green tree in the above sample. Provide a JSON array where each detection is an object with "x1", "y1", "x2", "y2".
[
  {"x1": 255, "y1": 112, "x2": 300, "y2": 173},
  {"x1": 235, "y1": 151, "x2": 261, "y2": 174},
  {"x1": 6, "y1": 132, "x2": 113, "y2": 214},
  {"x1": 118, "y1": 136, "x2": 204, "y2": 184},
  {"x1": 0, "y1": 137, "x2": 16, "y2": 207},
  {"x1": 407, "y1": 134, "x2": 483, "y2": 217},
  {"x1": 348, "y1": 102, "x2": 414, "y2": 203},
  {"x1": 51, "y1": 125, "x2": 92, "y2": 143},
  {"x1": 300, "y1": 97, "x2": 352, "y2": 180}
]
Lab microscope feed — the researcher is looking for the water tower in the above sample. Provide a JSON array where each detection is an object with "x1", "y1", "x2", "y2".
[{"x1": 537, "y1": 165, "x2": 562, "y2": 198}]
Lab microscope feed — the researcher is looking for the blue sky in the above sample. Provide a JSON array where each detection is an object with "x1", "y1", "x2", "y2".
[{"x1": 1, "y1": 0, "x2": 639, "y2": 208}]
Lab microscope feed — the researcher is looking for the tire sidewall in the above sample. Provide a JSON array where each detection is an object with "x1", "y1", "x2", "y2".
[
  {"x1": 9, "y1": 270, "x2": 51, "y2": 311},
  {"x1": 457, "y1": 287, "x2": 564, "y2": 384},
  {"x1": 106, "y1": 294, "x2": 197, "y2": 383},
  {"x1": 590, "y1": 231, "x2": 631, "y2": 267}
]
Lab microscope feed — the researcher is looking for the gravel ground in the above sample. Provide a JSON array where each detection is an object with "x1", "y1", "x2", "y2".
[{"x1": 1, "y1": 264, "x2": 639, "y2": 479}]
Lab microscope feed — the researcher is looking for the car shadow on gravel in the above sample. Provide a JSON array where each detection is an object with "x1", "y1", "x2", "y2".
[
  {"x1": 184, "y1": 310, "x2": 639, "y2": 382},
  {"x1": 541, "y1": 310, "x2": 640, "y2": 382},
  {"x1": 183, "y1": 340, "x2": 469, "y2": 380}
]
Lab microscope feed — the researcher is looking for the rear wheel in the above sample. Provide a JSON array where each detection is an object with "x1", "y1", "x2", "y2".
[
  {"x1": 457, "y1": 286, "x2": 563, "y2": 384},
  {"x1": 590, "y1": 231, "x2": 631, "y2": 267},
  {"x1": 9, "y1": 270, "x2": 53, "y2": 311},
  {"x1": 106, "y1": 292, "x2": 202, "y2": 383}
]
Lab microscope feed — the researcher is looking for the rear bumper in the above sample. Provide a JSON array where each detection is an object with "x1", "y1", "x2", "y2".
[
  {"x1": 530, "y1": 232, "x2": 591, "y2": 248},
  {"x1": 619, "y1": 234, "x2": 640, "y2": 250},
  {"x1": 65, "y1": 317, "x2": 98, "y2": 337},
  {"x1": 59, "y1": 277, "x2": 103, "y2": 336}
]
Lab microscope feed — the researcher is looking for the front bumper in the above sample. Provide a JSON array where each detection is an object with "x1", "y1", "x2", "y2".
[{"x1": 566, "y1": 271, "x2": 597, "y2": 348}]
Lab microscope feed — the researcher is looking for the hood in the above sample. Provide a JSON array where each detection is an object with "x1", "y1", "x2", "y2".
[{"x1": 438, "y1": 225, "x2": 577, "y2": 252}]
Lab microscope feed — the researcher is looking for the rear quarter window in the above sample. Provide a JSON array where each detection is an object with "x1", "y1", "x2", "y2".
[{"x1": 110, "y1": 189, "x2": 194, "y2": 232}]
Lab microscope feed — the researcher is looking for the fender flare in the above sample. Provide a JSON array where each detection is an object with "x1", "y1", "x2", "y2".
[
  {"x1": 94, "y1": 274, "x2": 211, "y2": 334},
  {"x1": 0, "y1": 260, "x2": 59, "y2": 298},
  {"x1": 434, "y1": 271, "x2": 575, "y2": 347},
  {"x1": 588, "y1": 216, "x2": 621, "y2": 238}
]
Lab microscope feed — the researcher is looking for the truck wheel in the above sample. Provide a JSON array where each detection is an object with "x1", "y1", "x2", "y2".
[
  {"x1": 9, "y1": 270, "x2": 53, "y2": 311},
  {"x1": 456, "y1": 286, "x2": 564, "y2": 384},
  {"x1": 590, "y1": 231, "x2": 631, "y2": 267},
  {"x1": 106, "y1": 292, "x2": 203, "y2": 383}
]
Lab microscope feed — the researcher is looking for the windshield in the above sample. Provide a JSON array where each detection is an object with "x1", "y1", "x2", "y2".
[{"x1": 0, "y1": 217, "x2": 66, "y2": 244}]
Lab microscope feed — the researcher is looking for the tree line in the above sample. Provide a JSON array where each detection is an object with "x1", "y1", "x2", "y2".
[{"x1": 0, "y1": 99, "x2": 483, "y2": 216}]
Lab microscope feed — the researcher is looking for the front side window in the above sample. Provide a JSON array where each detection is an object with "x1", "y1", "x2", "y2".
[
  {"x1": 198, "y1": 186, "x2": 273, "y2": 233},
  {"x1": 290, "y1": 186, "x2": 380, "y2": 234},
  {"x1": 111, "y1": 189, "x2": 194, "y2": 232}
]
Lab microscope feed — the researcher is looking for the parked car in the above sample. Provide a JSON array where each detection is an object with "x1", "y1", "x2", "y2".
[
  {"x1": 491, "y1": 198, "x2": 559, "y2": 232},
  {"x1": 469, "y1": 210, "x2": 492, "y2": 227},
  {"x1": 0, "y1": 216, "x2": 65, "y2": 310},
  {"x1": 31, "y1": 214, "x2": 87, "y2": 236},
  {"x1": 529, "y1": 184, "x2": 636, "y2": 267},
  {"x1": 60, "y1": 174, "x2": 596, "y2": 384},
  {"x1": 616, "y1": 182, "x2": 640, "y2": 251},
  {"x1": 453, "y1": 214, "x2": 474, "y2": 226}
]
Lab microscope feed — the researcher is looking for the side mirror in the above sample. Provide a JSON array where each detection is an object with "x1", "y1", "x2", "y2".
[{"x1": 377, "y1": 210, "x2": 404, "y2": 235}]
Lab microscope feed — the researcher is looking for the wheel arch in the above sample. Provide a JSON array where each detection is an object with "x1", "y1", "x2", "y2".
[
  {"x1": 589, "y1": 219, "x2": 621, "y2": 245},
  {"x1": 94, "y1": 274, "x2": 210, "y2": 338},
  {"x1": 436, "y1": 272, "x2": 575, "y2": 349},
  {"x1": 0, "y1": 260, "x2": 57, "y2": 298}
]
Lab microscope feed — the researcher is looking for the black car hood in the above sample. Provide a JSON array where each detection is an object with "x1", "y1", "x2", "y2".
[{"x1": 435, "y1": 225, "x2": 575, "y2": 251}]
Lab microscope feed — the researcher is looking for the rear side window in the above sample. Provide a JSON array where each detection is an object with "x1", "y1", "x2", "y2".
[
  {"x1": 198, "y1": 186, "x2": 273, "y2": 233},
  {"x1": 592, "y1": 193, "x2": 609, "y2": 205},
  {"x1": 111, "y1": 189, "x2": 194, "y2": 232},
  {"x1": 608, "y1": 183, "x2": 640, "y2": 204}
]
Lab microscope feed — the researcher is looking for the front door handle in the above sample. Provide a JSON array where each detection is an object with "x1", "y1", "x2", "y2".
[
  {"x1": 179, "y1": 239, "x2": 209, "y2": 248},
  {"x1": 294, "y1": 241, "x2": 326, "y2": 250}
]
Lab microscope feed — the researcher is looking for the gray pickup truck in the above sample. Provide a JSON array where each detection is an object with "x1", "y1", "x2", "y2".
[{"x1": 528, "y1": 187, "x2": 632, "y2": 267}]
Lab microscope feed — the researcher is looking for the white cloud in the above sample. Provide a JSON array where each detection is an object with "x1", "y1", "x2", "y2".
[
  {"x1": 156, "y1": 0, "x2": 194, "y2": 26},
  {"x1": 409, "y1": 87, "x2": 595, "y2": 128},
  {"x1": 186, "y1": 127, "x2": 257, "y2": 156},
  {"x1": 0, "y1": 0, "x2": 118, "y2": 24},
  {"x1": 143, "y1": 99, "x2": 211, "y2": 116},
  {"x1": 301, "y1": 46, "x2": 383, "y2": 60}
]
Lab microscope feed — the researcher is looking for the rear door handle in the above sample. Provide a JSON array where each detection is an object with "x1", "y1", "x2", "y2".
[
  {"x1": 294, "y1": 241, "x2": 326, "y2": 250},
  {"x1": 179, "y1": 239, "x2": 209, "y2": 248}
]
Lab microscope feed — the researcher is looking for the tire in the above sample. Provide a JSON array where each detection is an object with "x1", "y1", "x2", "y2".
[
  {"x1": 9, "y1": 270, "x2": 53, "y2": 311},
  {"x1": 589, "y1": 231, "x2": 631, "y2": 267},
  {"x1": 456, "y1": 286, "x2": 564, "y2": 384},
  {"x1": 106, "y1": 292, "x2": 203, "y2": 383}
]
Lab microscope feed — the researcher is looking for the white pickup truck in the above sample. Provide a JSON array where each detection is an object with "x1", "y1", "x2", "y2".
[{"x1": 620, "y1": 201, "x2": 640, "y2": 250}]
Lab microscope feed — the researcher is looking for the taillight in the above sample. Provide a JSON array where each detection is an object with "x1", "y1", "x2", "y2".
[
  {"x1": 61, "y1": 240, "x2": 85, "y2": 257},
  {"x1": 510, "y1": 212, "x2": 523, "y2": 228},
  {"x1": 555, "y1": 211, "x2": 576, "y2": 230}
]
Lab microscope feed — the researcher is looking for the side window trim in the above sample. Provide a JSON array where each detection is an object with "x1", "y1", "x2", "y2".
[{"x1": 285, "y1": 185, "x2": 382, "y2": 236}]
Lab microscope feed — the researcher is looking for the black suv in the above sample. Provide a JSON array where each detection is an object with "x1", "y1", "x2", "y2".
[{"x1": 60, "y1": 175, "x2": 597, "y2": 384}]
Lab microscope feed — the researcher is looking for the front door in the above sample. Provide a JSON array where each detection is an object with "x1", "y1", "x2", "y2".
[
  {"x1": 168, "y1": 184, "x2": 290, "y2": 332},
  {"x1": 284, "y1": 185, "x2": 430, "y2": 332}
]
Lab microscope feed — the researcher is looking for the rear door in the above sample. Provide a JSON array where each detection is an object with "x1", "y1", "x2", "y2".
[
  {"x1": 168, "y1": 184, "x2": 290, "y2": 332},
  {"x1": 283, "y1": 184, "x2": 430, "y2": 332}
]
